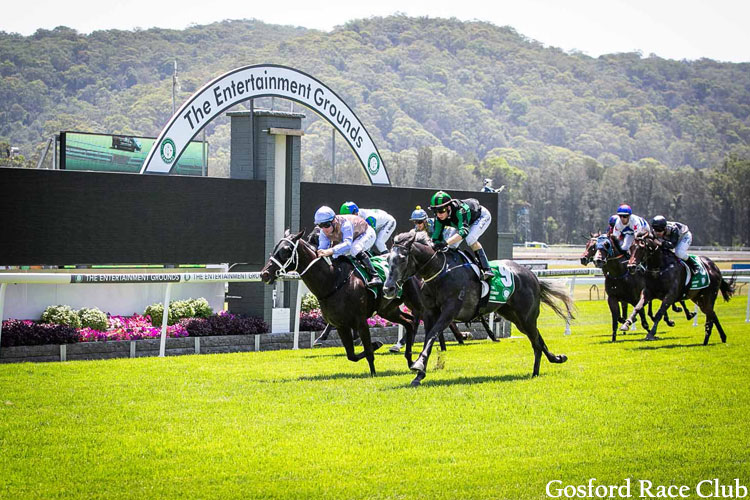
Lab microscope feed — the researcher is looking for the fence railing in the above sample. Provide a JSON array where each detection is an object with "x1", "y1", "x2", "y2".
[{"x1": 2, "y1": 269, "x2": 749, "y2": 358}]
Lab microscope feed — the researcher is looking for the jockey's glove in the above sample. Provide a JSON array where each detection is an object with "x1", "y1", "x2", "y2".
[
  {"x1": 433, "y1": 240, "x2": 448, "y2": 251},
  {"x1": 662, "y1": 241, "x2": 674, "y2": 250}
]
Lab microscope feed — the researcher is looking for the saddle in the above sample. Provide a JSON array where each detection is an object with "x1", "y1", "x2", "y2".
[{"x1": 680, "y1": 255, "x2": 709, "y2": 290}]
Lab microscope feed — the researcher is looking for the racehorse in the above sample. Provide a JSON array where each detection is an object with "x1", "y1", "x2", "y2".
[
  {"x1": 261, "y1": 230, "x2": 417, "y2": 376},
  {"x1": 581, "y1": 233, "x2": 694, "y2": 342},
  {"x1": 304, "y1": 228, "x2": 471, "y2": 351},
  {"x1": 383, "y1": 231, "x2": 572, "y2": 386},
  {"x1": 621, "y1": 231, "x2": 735, "y2": 344}
]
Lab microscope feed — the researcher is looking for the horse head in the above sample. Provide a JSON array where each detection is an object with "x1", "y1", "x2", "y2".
[
  {"x1": 627, "y1": 230, "x2": 657, "y2": 272},
  {"x1": 592, "y1": 235, "x2": 615, "y2": 268},
  {"x1": 581, "y1": 231, "x2": 601, "y2": 265},
  {"x1": 383, "y1": 231, "x2": 425, "y2": 299},
  {"x1": 261, "y1": 229, "x2": 307, "y2": 285}
]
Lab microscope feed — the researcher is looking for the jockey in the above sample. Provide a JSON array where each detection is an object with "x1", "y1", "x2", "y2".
[
  {"x1": 606, "y1": 215, "x2": 625, "y2": 254},
  {"x1": 340, "y1": 201, "x2": 396, "y2": 256},
  {"x1": 429, "y1": 191, "x2": 493, "y2": 280},
  {"x1": 611, "y1": 204, "x2": 650, "y2": 255},
  {"x1": 314, "y1": 206, "x2": 382, "y2": 286},
  {"x1": 409, "y1": 205, "x2": 459, "y2": 248},
  {"x1": 481, "y1": 178, "x2": 495, "y2": 193},
  {"x1": 650, "y1": 215, "x2": 699, "y2": 274}
]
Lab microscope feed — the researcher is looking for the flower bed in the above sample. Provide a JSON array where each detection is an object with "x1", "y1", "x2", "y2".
[{"x1": 2, "y1": 311, "x2": 268, "y2": 348}]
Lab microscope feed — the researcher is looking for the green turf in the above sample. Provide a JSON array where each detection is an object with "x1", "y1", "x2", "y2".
[{"x1": 1, "y1": 298, "x2": 749, "y2": 499}]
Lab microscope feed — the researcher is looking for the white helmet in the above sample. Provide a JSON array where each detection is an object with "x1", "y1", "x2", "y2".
[{"x1": 314, "y1": 206, "x2": 336, "y2": 225}]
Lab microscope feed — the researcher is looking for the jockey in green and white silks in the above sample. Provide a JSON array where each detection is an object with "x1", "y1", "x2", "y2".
[
  {"x1": 409, "y1": 206, "x2": 459, "y2": 249},
  {"x1": 429, "y1": 191, "x2": 493, "y2": 280},
  {"x1": 340, "y1": 202, "x2": 396, "y2": 256},
  {"x1": 650, "y1": 215, "x2": 699, "y2": 274},
  {"x1": 314, "y1": 206, "x2": 381, "y2": 286}
]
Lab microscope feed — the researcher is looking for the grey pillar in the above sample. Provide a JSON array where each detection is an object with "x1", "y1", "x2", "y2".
[{"x1": 226, "y1": 109, "x2": 305, "y2": 330}]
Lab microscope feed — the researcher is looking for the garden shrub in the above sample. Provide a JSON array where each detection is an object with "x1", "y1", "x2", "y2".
[
  {"x1": 189, "y1": 298, "x2": 213, "y2": 318},
  {"x1": 40, "y1": 305, "x2": 82, "y2": 329},
  {"x1": 169, "y1": 300, "x2": 196, "y2": 322},
  {"x1": 179, "y1": 317, "x2": 213, "y2": 336},
  {"x1": 77, "y1": 307, "x2": 108, "y2": 331},
  {"x1": 144, "y1": 303, "x2": 176, "y2": 326},
  {"x1": 1, "y1": 319, "x2": 78, "y2": 347},
  {"x1": 299, "y1": 310, "x2": 326, "y2": 331},
  {"x1": 300, "y1": 293, "x2": 320, "y2": 313}
]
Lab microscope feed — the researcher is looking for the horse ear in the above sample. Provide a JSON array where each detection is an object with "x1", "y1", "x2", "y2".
[
  {"x1": 292, "y1": 230, "x2": 304, "y2": 241},
  {"x1": 588, "y1": 232, "x2": 595, "y2": 238}
]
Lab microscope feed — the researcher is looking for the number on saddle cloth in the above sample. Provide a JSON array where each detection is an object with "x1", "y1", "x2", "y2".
[{"x1": 487, "y1": 261, "x2": 515, "y2": 304}]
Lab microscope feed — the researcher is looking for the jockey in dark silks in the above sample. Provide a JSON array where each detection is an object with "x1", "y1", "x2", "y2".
[
  {"x1": 651, "y1": 215, "x2": 699, "y2": 274},
  {"x1": 429, "y1": 191, "x2": 493, "y2": 280}
]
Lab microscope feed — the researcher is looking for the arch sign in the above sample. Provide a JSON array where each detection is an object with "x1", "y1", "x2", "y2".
[{"x1": 140, "y1": 64, "x2": 390, "y2": 185}]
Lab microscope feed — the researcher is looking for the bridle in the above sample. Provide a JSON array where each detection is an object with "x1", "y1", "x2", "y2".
[{"x1": 268, "y1": 237, "x2": 323, "y2": 277}]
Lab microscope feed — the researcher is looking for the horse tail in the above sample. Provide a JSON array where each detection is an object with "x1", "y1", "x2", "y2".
[
  {"x1": 719, "y1": 273, "x2": 736, "y2": 302},
  {"x1": 539, "y1": 279, "x2": 576, "y2": 322}
]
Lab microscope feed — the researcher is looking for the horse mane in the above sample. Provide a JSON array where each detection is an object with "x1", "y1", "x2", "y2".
[{"x1": 394, "y1": 230, "x2": 429, "y2": 247}]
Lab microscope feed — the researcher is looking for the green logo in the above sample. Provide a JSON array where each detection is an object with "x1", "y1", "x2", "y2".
[
  {"x1": 160, "y1": 138, "x2": 176, "y2": 164},
  {"x1": 367, "y1": 153, "x2": 380, "y2": 176}
]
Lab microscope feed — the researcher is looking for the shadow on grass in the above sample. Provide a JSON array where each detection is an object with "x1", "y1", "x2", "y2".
[
  {"x1": 593, "y1": 334, "x2": 688, "y2": 345},
  {"x1": 295, "y1": 369, "x2": 405, "y2": 381},
  {"x1": 629, "y1": 342, "x2": 721, "y2": 351},
  {"x1": 386, "y1": 372, "x2": 534, "y2": 390}
]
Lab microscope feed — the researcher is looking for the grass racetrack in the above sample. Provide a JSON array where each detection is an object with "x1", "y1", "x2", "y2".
[{"x1": 1, "y1": 297, "x2": 749, "y2": 499}]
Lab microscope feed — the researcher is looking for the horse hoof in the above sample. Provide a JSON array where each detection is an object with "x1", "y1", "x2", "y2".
[
  {"x1": 666, "y1": 321, "x2": 675, "y2": 327},
  {"x1": 687, "y1": 313, "x2": 696, "y2": 320},
  {"x1": 411, "y1": 359, "x2": 426, "y2": 373},
  {"x1": 371, "y1": 341, "x2": 384, "y2": 351},
  {"x1": 558, "y1": 354, "x2": 568, "y2": 363},
  {"x1": 645, "y1": 335, "x2": 657, "y2": 341},
  {"x1": 410, "y1": 378, "x2": 421, "y2": 387},
  {"x1": 619, "y1": 324, "x2": 630, "y2": 331},
  {"x1": 388, "y1": 344, "x2": 402, "y2": 353}
]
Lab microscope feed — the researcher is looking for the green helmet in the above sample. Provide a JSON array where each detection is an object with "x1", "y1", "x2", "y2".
[{"x1": 430, "y1": 191, "x2": 453, "y2": 209}]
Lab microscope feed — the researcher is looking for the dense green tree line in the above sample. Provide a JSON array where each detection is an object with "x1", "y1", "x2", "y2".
[{"x1": 1, "y1": 16, "x2": 748, "y2": 244}]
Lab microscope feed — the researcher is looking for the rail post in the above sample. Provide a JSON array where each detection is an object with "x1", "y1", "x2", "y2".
[{"x1": 158, "y1": 282, "x2": 173, "y2": 357}]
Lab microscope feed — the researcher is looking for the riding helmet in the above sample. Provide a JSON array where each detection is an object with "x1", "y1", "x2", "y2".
[
  {"x1": 616, "y1": 204, "x2": 632, "y2": 216},
  {"x1": 339, "y1": 201, "x2": 359, "y2": 215},
  {"x1": 410, "y1": 206, "x2": 428, "y2": 221},
  {"x1": 430, "y1": 191, "x2": 453, "y2": 209},
  {"x1": 314, "y1": 206, "x2": 336, "y2": 225},
  {"x1": 651, "y1": 215, "x2": 667, "y2": 231}
]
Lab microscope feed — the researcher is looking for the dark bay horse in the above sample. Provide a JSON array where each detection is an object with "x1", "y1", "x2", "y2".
[
  {"x1": 621, "y1": 232, "x2": 735, "y2": 344},
  {"x1": 581, "y1": 233, "x2": 694, "y2": 341},
  {"x1": 383, "y1": 231, "x2": 572, "y2": 386},
  {"x1": 261, "y1": 230, "x2": 417, "y2": 376}
]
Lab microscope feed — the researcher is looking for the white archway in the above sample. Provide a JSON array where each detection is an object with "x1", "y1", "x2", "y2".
[{"x1": 140, "y1": 64, "x2": 390, "y2": 185}]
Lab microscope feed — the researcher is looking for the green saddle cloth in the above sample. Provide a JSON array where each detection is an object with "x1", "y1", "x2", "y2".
[
  {"x1": 488, "y1": 261, "x2": 516, "y2": 304},
  {"x1": 687, "y1": 255, "x2": 709, "y2": 290},
  {"x1": 350, "y1": 255, "x2": 400, "y2": 297}
]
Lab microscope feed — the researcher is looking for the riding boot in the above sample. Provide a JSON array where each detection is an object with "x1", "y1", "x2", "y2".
[
  {"x1": 357, "y1": 253, "x2": 383, "y2": 286},
  {"x1": 684, "y1": 257, "x2": 700, "y2": 275},
  {"x1": 474, "y1": 248, "x2": 494, "y2": 281}
]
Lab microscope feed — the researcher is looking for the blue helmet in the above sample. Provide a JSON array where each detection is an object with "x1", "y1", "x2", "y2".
[
  {"x1": 608, "y1": 215, "x2": 618, "y2": 227},
  {"x1": 314, "y1": 206, "x2": 336, "y2": 225},
  {"x1": 617, "y1": 204, "x2": 632, "y2": 216},
  {"x1": 339, "y1": 201, "x2": 359, "y2": 215},
  {"x1": 410, "y1": 206, "x2": 428, "y2": 222}
]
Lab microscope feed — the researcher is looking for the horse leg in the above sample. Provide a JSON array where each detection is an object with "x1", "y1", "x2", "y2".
[
  {"x1": 480, "y1": 316, "x2": 499, "y2": 342},
  {"x1": 680, "y1": 300, "x2": 696, "y2": 320},
  {"x1": 338, "y1": 327, "x2": 363, "y2": 363},
  {"x1": 503, "y1": 308, "x2": 566, "y2": 377},
  {"x1": 607, "y1": 295, "x2": 620, "y2": 342},
  {"x1": 410, "y1": 307, "x2": 459, "y2": 380},
  {"x1": 645, "y1": 297, "x2": 676, "y2": 340},
  {"x1": 664, "y1": 307, "x2": 675, "y2": 328},
  {"x1": 313, "y1": 323, "x2": 334, "y2": 347},
  {"x1": 621, "y1": 289, "x2": 651, "y2": 331},
  {"x1": 355, "y1": 322, "x2": 378, "y2": 376},
  {"x1": 637, "y1": 308, "x2": 651, "y2": 332},
  {"x1": 438, "y1": 331, "x2": 447, "y2": 351},
  {"x1": 448, "y1": 322, "x2": 466, "y2": 344},
  {"x1": 620, "y1": 302, "x2": 629, "y2": 323}
]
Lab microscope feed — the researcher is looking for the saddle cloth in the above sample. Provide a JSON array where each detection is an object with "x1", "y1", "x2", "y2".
[
  {"x1": 455, "y1": 251, "x2": 516, "y2": 304},
  {"x1": 349, "y1": 254, "x2": 400, "y2": 297},
  {"x1": 681, "y1": 255, "x2": 709, "y2": 290}
]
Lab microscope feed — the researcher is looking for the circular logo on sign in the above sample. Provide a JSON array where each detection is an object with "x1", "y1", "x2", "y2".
[
  {"x1": 367, "y1": 153, "x2": 380, "y2": 176},
  {"x1": 160, "y1": 138, "x2": 176, "y2": 164},
  {"x1": 74, "y1": 275, "x2": 83, "y2": 283}
]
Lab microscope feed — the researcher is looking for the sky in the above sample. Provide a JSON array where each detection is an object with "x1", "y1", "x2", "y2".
[{"x1": 2, "y1": 0, "x2": 748, "y2": 63}]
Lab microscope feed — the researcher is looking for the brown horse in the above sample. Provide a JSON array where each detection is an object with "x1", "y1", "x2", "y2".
[
  {"x1": 621, "y1": 232, "x2": 735, "y2": 344},
  {"x1": 261, "y1": 230, "x2": 417, "y2": 376}
]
